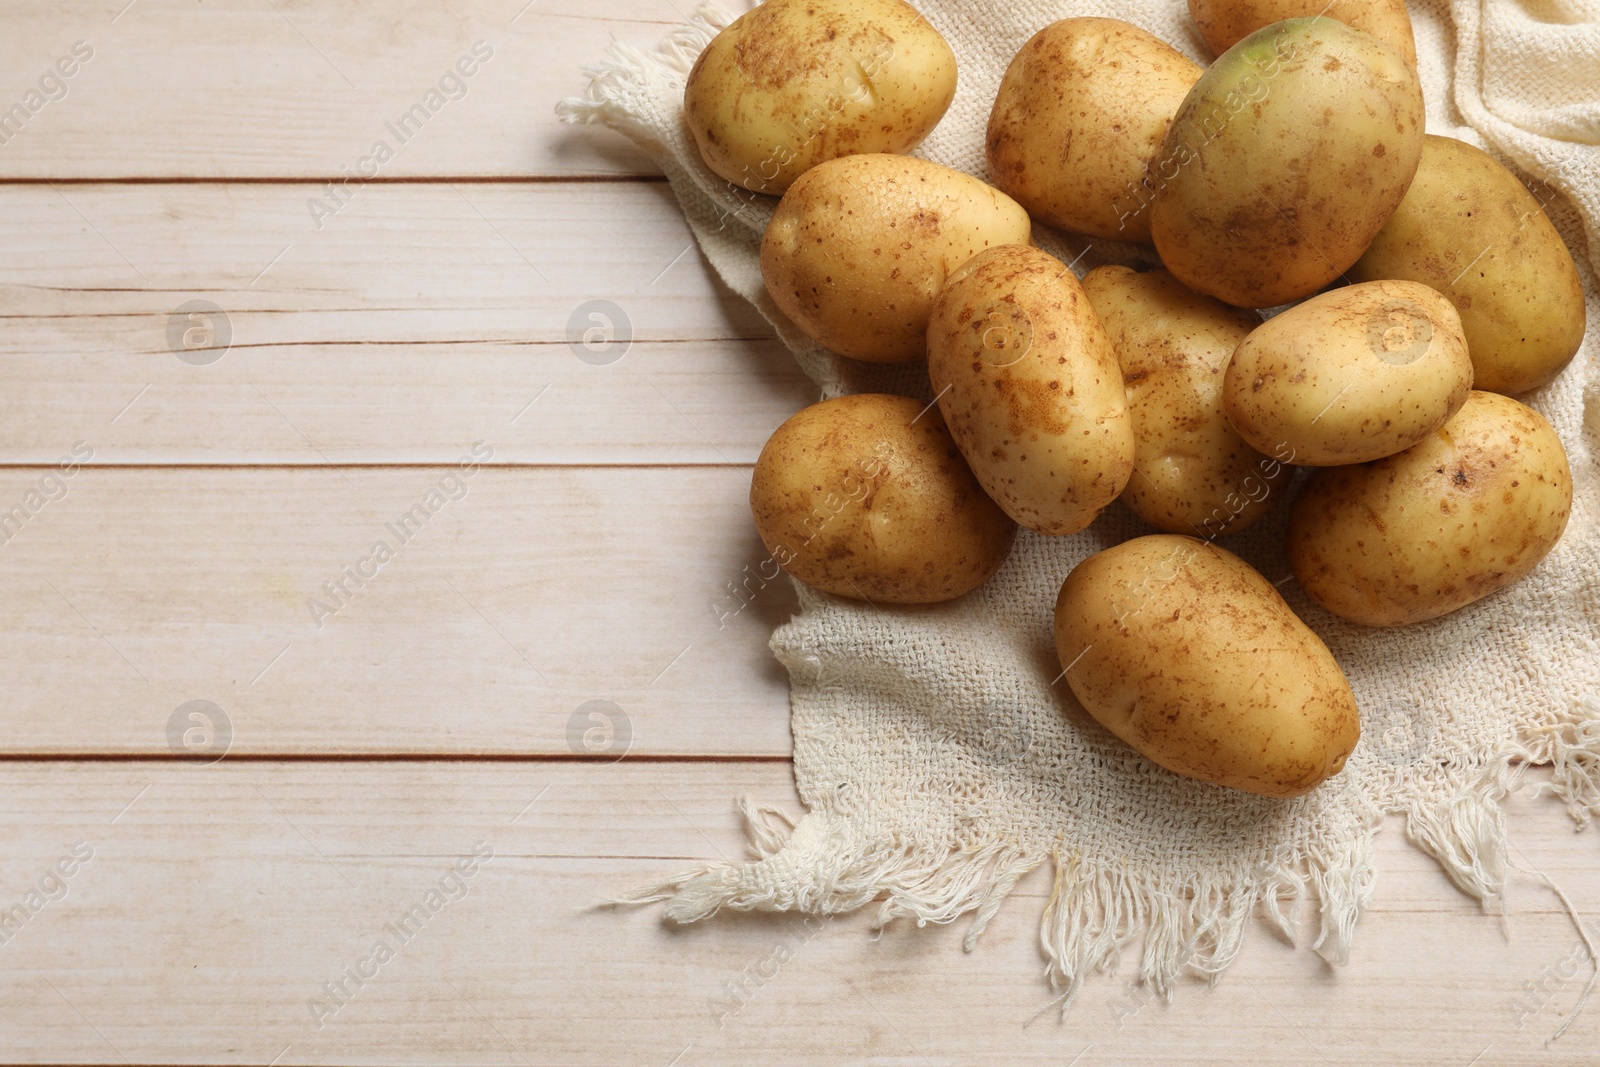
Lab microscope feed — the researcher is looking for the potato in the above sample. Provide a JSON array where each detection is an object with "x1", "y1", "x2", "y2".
[
  {"x1": 1188, "y1": 0, "x2": 1416, "y2": 69},
  {"x1": 1148, "y1": 18, "x2": 1424, "y2": 308},
  {"x1": 986, "y1": 18, "x2": 1201, "y2": 244},
  {"x1": 749, "y1": 393, "x2": 1015, "y2": 603},
  {"x1": 1082, "y1": 266, "x2": 1286, "y2": 536},
  {"x1": 1350, "y1": 135, "x2": 1587, "y2": 396},
  {"x1": 683, "y1": 0, "x2": 957, "y2": 195},
  {"x1": 1224, "y1": 280, "x2": 1473, "y2": 466},
  {"x1": 762, "y1": 154, "x2": 1033, "y2": 363},
  {"x1": 1054, "y1": 535, "x2": 1360, "y2": 798},
  {"x1": 1288, "y1": 391, "x2": 1573, "y2": 627},
  {"x1": 926, "y1": 245, "x2": 1134, "y2": 535}
]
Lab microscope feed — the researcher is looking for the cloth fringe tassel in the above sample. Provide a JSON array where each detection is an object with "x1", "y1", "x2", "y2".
[
  {"x1": 617, "y1": 699, "x2": 1600, "y2": 1030},
  {"x1": 554, "y1": 5, "x2": 733, "y2": 130}
]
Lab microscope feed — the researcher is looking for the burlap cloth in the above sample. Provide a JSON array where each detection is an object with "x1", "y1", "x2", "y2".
[{"x1": 561, "y1": 0, "x2": 1600, "y2": 1013}]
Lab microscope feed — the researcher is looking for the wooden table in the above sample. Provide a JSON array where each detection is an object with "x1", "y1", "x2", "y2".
[{"x1": 0, "y1": 1, "x2": 1594, "y2": 1063}]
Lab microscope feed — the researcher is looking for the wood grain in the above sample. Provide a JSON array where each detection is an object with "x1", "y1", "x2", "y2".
[
  {"x1": 0, "y1": 182, "x2": 810, "y2": 463},
  {"x1": 0, "y1": 466, "x2": 797, "y2": 757},
  {"x1": 0, "y1": 763, "x2": 1591, "y2": 1065},
  {"x1": 0, "y1": 0, "x2": 692, "y2": 178}
]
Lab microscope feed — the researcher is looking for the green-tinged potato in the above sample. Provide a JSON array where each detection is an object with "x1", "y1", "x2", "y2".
[
  {"x1": 1054, "y1": 535, "x2": 1360, "y2": 798},
  {"x1": 1350, "y1": 135, "x2": 1587, "y2": 396},
  {"x1": 1188, "y1": 0, "x2": 1417, "y2": 68},
  {"x1": 762, "y1": 154, "x2": 1033, "y2": 363},
  {"x1": 1082, "y1": 266, "x2": 1287, "y2": 536},
  {"x1": 926, "y1": 245, "x2": 1134, "y2": 535},
  {"x1": 1289, "y1": 391, "x2": 1573, "y2": 626},
  {"x1": 1149, "y1": 18, "x2": 1424, "y2": 308},
  {"x1": 986, "y1": 18, "x2": 1202, "y2": 244},
  {"x1": 1224, "y1": 280, "x2": 1473, "y2": 466},
  {"x1": 684, "y1": 0, "x2": 957, "y2": 195},
  {"x1": 750, "y1": 394, "x2": 1015, "y2": 603}
]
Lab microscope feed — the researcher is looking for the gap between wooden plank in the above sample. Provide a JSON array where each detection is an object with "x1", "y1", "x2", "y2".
[
  {"x1": 0, "y1": 175, "x2": 669, "y2": 185},
  {"x1": 0, "y1": 753, "x2": 1561, "y2": 769},
  {"x1": 0, "y1": 462, "x2": 755, "y2": 470},
  {"x1": 0, "y1": 753, "x2": 792, "y2": 763}
]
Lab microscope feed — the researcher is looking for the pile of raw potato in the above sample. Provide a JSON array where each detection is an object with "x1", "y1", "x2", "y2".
[{"x1": 683, "y1": 0, "x2": 1582, "y2": 799}]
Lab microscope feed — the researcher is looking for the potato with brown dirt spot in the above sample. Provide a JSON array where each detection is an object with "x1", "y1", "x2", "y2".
[
  {"x1": 1288, "y1": 391, "x2": 1573, "y2": 627},
  {"x1": 1149, "y1": 18, "x2": 1425, "y2": 309},
  {"x1": 684, "y1": 0, "x2": 958, "y2": 195},
  {"x1": 1082, "y1": 266, "x2": 1286, "y2": 537},
  {"x1": 1350, "y1": 135, "x2": 1588, "y2": 397},
  {"x1": 926, "y1": 245, "x2": 1134, "y2": 536},
  {"x1": 1054, "y1": 534, "x2": 1360, "y2": 798},
  {"x1": 986, "y1": 18, "x2": 1202, "y2": 244},
  {"x1": 1188, "y1": 0, "x2": 1417, "y2": 68},
  {"x1": 749, "y1": 394, "x2": 1015, "y2": 604},
  {"x1": 1223, "y1": 279, "x2": 1474, "y2": 466},
  {"x1": 761, "y1": 154, "x2": 1033, "y2": 363}
]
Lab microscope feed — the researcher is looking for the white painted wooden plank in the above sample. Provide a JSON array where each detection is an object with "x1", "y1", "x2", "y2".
[
  {"x1": 0, "y1": 0, "x2": 689, "y2": 178},
  {"x1": 0, "y1": 338, "x2": 812, "y2": 465},
  {"x1": 0, "y1": 182, "x2": 767, "y2": 343},
  {"x1": 0, "y1": 466, "x2": 796, "y2": 756},
  {"x1": 0, "y1": 182, "x2": 811, "y2": 463},
  {"x1": 0, "y1": 763, "x2": 1591, "y2": 1064}
]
